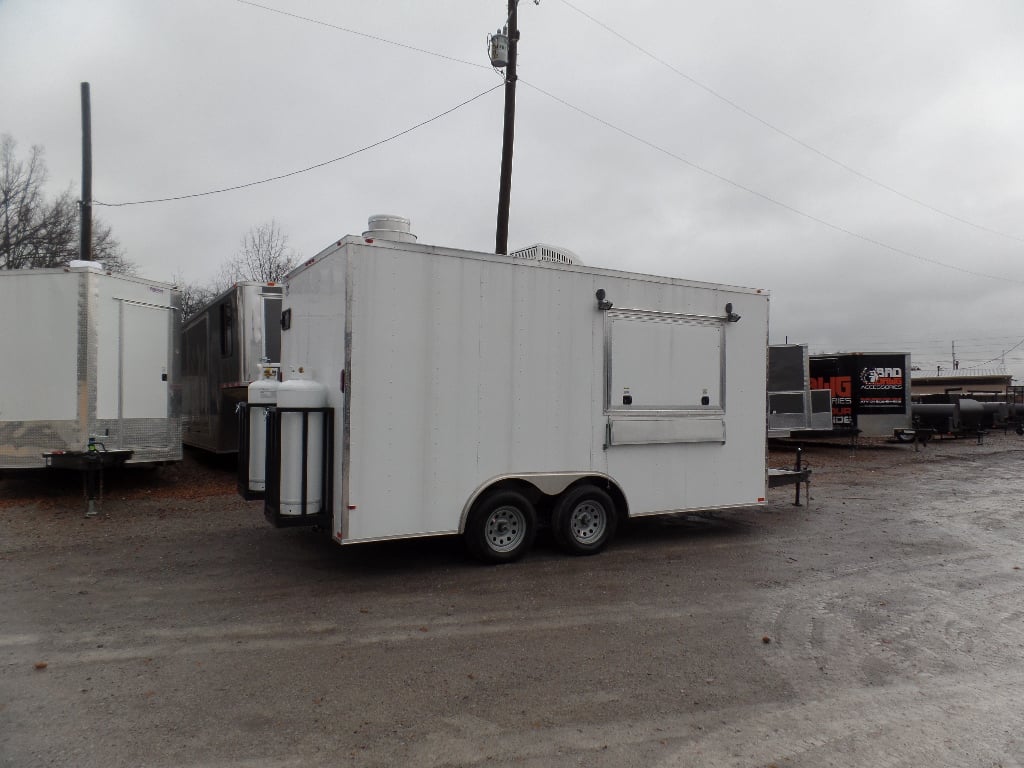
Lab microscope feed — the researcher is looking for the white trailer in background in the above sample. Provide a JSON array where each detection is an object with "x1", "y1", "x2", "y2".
[
  {"x1": 181, "y1": 281, "x2": 283, "y2": 453},
  {"x1": 0, "y1": 263, "x2": 182, "y2": 469},
  {"x1": 242, "y1": 217, "x2": 770, "y2": 562}
]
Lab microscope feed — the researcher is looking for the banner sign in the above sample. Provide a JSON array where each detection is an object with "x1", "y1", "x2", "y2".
[
  {"x1": 809, "y1": 354, "x2": 908, "y2": 427},
  {"x1": 854, "y1": 355, "x2": 907, "y2": 415}
]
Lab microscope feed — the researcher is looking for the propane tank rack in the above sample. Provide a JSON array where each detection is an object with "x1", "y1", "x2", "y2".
[{"x1": 260, "y1": 405, "x2": 334, "y2": 528}]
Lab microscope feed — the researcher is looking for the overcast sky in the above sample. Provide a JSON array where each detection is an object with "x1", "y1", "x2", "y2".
[{"x1": 3, "y1": 0, "x2": 1023, "y2": 380}]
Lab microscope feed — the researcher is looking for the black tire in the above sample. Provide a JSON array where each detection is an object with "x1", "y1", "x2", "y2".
[
  {"x1": 465, "y1": 490, "x2": 537, "y2": 564},
  {"x1": 551, "y1": 484, "x2": 617, "y2": 556}
]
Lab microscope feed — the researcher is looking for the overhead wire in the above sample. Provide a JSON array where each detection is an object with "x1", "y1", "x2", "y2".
[
  {"x1": 800, "y1": 334, "x2": 1022, "y2": 347},
  {"x1": 970, "y1": 335, "x2": 1024, "y2": 367},
  {"x1": 796, "y1": 331, "x2": 1024, "y2": 370},
  {"x1": 519, "y1": 78, "x2": 1024, "y2": 284},
  {"x1": 227, "y1": 2, "x2": 1023, "y2": 284},
  {"x1": 104, "y1": 2, "x2": 1024, "y2": 287},
  {"x1": 554, "y1": 0, "x2": 1024, "y2": 245},
  {"x1": 94, "y1": 83, "x2": 502, "y2": 207},
  {"x1": 236, "y1": 0, "x2": 492, "y2": 71}
]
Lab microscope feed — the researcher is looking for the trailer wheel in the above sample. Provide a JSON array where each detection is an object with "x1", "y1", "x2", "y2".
[
  {"x1": 465, "y1": 490, "x2": 536, "y2": 564},
  {"x1": 551, "y1": 485, "x2": 617, "y2": 556}
]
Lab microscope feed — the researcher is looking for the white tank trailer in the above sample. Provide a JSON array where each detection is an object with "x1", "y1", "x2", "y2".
[
  {"x1": 0, "y1": 263, "x2": 182, "y2": 468},
  {"x1": 241, "y1": 216, "x2": 770, "y2": 562}
]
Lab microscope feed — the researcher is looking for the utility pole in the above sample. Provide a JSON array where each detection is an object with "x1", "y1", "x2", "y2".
[
  {"x1": 494, "y1": 0, "x2": 518, "y2": 255},
  {"x1": 79, "y1": 82, "x2": 93, "y2": 262}
]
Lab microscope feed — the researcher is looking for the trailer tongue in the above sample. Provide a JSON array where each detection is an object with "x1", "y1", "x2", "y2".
[{"x1": 43, "y1": 443, "x2": 133, "y2": 516}]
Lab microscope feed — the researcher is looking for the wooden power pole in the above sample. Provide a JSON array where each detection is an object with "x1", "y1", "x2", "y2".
[
  {"x1": 494, "y1": 1, "x2": 518, "y2": 255},
  {"x1": 80, "y1": 82, "x2": 93, "y2": 262}
]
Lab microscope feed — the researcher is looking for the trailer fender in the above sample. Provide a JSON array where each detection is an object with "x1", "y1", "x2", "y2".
[{"x1": 459, "y1": 472, "x2": 627, "y2": 533}]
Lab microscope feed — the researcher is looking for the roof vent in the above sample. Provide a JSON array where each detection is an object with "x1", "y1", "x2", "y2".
[
  {"x1": 509, "y1": 243, "x2": 582, "y2": 266},
  {"x1": 362, "y1": 215, "x2": 417, "y2": 243}
]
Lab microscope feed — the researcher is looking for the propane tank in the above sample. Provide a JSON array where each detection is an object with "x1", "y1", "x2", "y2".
[
  {"x1": 246, "y1": 363, "x2": 280, "y2": 492},
  {"x1": 278, "y1": 365, "x2": 328, "y2": 516}
]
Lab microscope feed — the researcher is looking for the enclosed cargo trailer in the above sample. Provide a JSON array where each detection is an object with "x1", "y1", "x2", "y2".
[
  {"x1": 182, "y1": 281, "x2": 283, "y2": 453},
  {"x1": 809, "y1": 352, "x2": 912, "y2": 437},
  {"x1": 0, "y1": 263, "x2": 182, "y2": 469},
  {"x1": 241, "y1": 218, "x2": 770, "y2": 562}
]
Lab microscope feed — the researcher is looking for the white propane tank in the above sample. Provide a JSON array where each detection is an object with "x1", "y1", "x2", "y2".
[
  {"x1": 278, "y1": 365, "x2": 328, "y2": 516},
  {"x1": 246, "y1": 364, "x2": 280, "y2": 492}
]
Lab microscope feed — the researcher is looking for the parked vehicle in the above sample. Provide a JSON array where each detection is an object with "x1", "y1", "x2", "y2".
[
  {"x1": 240, "y1": 216, "x2": 770, "y2": 562},
  {"x1": 0, "y1": 263, "x2": 182, "y2": 469},
  {"x1": 809, "y1": 352, "x2": 912, "y2": 438},
  {"x1": 182, "y1": 281, "x2": 283, "y2": 453}
]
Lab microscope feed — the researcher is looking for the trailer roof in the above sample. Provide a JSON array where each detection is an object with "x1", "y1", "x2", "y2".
[
  {"x1": 0, "y1": 265, "x2": 178, "y2": 293},
  {"x1": 288, "y1": 233, "x2": 769, "y2": 297}
]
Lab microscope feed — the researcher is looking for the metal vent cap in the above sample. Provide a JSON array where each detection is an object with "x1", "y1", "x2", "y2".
[
  {"x1": 362, "y1": 215, "x2": 417, "y2": 243},
  {"x1": 509, "y1": 243, "x2": 582, "y2": 265}
]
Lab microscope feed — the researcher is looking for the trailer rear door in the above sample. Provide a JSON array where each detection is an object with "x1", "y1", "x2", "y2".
[{"x1": 97, "y1": 300, "x2": 172, "y2": 419}]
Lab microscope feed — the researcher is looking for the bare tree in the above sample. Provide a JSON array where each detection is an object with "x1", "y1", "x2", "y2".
[
  {"x1": 0, "y1": 134, "x2": 133, "y2": 272},
  {"x1": 218, "y1": 220, "x2": 297, "y2": 284},
  {"x1": 172, "y1": 270, "x2": 218, "y2": 321},
  {"x1": 177, "y1": 221, "x2": 297, "y2": 320},
  {"x1": 1, "y1": 135, "x2": 47, "y2": 270}
]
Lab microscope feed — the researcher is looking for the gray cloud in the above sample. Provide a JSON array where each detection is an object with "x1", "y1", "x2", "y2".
[{"x1": 2, "y1": 0, "x2": 1022, "y2": 378}]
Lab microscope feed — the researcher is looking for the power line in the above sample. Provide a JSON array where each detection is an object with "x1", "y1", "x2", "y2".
[
  {"x1": 519, "y1": 78, "x2": 1024, "y2": 285},
  {"x1": 827, "y1": 336, "x2": 1024, "y2": 349},
  {"x1": 795, "y1": 333, "x2": 1024, "y2": 370},
  {"x1": 805, "y1": 334, "x2": 1024, "y2": 347},
  {"x1": 973, "y1": 335, "x2": 1024, "y2": 367},
  {"x1": 94, "y1": 83, "x2": 502, "y2": 207},
  {"x1": 236, "y1": 0, "x2": 492, "y2": 71},
  {"x1": 230, "y1": 2, "x2": 1024, "y2": 284},
  {"x1": 554, "y1": 0, "x2": 1024, "y2": 245}
]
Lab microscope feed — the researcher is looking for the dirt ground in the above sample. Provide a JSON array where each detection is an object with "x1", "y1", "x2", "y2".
[{"x1": 2, "y1": 433, "x2": 1024, "y2": 768}]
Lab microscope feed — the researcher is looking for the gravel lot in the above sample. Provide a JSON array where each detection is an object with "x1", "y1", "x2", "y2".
[{"x1": 3, "y1": 434, "x2": 1024, "y2": 767}]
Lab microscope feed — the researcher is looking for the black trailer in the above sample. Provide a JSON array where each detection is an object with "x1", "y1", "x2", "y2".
[{"x1": 808, "y1": 352, "x2": 912, "y2": 438}]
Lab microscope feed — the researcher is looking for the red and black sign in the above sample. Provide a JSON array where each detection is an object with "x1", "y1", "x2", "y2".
[{"x1": 810, "y1": 353, "x2": 907, "y2": 428}]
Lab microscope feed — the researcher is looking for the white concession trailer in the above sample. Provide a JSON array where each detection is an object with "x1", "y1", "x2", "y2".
[
  {"x1": 0, "y1": 264, "x2": 182, "y2": 469},
  {"x1": 242, "y1": 218, "x2": 769, "y2": 562}
]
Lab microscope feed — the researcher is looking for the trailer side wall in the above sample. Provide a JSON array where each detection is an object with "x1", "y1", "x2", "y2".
[{"x1": 282, "y1": 241, "x2": 768, "y2": 543}]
